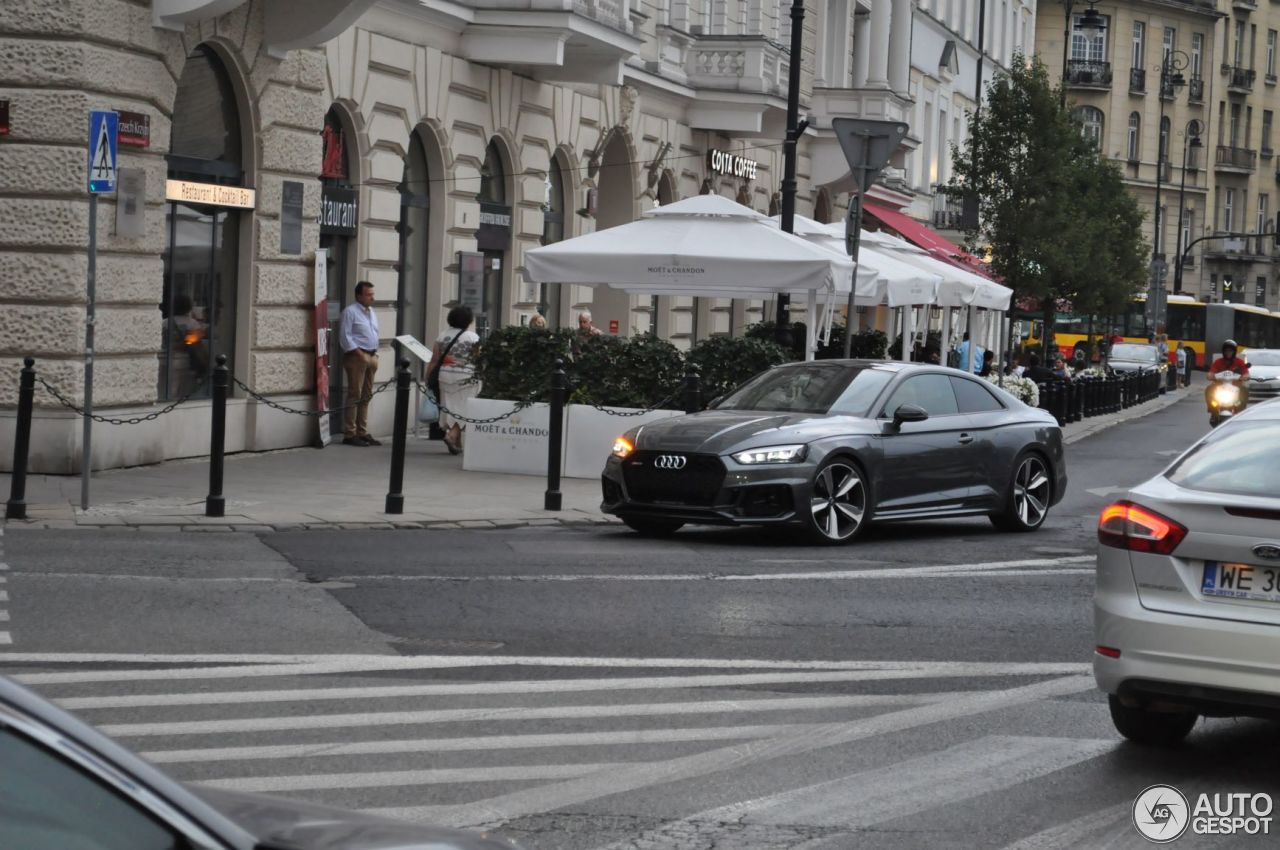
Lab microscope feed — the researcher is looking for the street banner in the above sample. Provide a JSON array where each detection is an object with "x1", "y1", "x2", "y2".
[{"x1": 314, "y1": 249, "x2": 331, "y2": 446}]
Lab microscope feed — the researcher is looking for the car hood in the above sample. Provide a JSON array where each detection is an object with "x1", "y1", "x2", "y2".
[
  {"x1": 192, "y1": 786, "x2": 519, "y2": 850},
  {"x1": 1249, "y1": 366, "x2": 1280, "y2": 381},
  {"x1": 1108, "y1": 358, "x2": 1157, "y2": 370},
  {"x1": 631, "y1": 409, "x2": 873, "y2": 454}
]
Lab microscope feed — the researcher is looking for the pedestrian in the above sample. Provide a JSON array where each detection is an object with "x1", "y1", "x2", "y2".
[
  {"x1": 528, "y1": 313, "x2": 548, "y2": 331},
  {"x1": 338, "y1": 280, "x2": 381, "y2": 447},
  {"x1": 1024, "y1": 352, "x2": 1056, "y2": 384},
  {"x1": 1175, "y1": 345, "x2": 1187, "y2": 389},
  {"x1": 577, "y1": 310, "x2": 602, "y2": 339},
  {"x1": 978, "y1": 350, "x2": 995, "y2": 377},
  {"x1": 955, "y1": 332, "x2": 984, "y2": 375},
  {"x1": 1183, "y1": 344, "x2": 1195, "y2": 385},
  {"x1": 431, "y1": 305, "x2": 481, "y2": 455},
  {"x1": 1052, "y1": 355, "x2": 1072, "y2": 381}
]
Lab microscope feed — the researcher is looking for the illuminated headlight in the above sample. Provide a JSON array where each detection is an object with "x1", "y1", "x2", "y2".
[
  {"x1": 1212, "y1": 384, "x2": 1240, "y2": 406},
  {"x1": 611, "y1": 437, "x2": 635, "y2": 459},
  {"x1": 731, "y1": 445, "x2": 807, "y2": 465}
]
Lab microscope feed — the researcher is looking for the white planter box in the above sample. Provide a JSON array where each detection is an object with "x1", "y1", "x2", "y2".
[
  {"x1": 563, "y1": 404, "x2": 684, "y2": 479},
  {"x1": 460, "y1": 399, "x2": 685, "y2": 479}
]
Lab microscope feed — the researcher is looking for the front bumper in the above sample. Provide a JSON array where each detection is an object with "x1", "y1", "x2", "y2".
[
  {"x1": 1094, "y1": 551, "x2": 1280, "y2": 716},
  {"x1": 600, "y1": 454, "x2": 809, "y2": 526}
]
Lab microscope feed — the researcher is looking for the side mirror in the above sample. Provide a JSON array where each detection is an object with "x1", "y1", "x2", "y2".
[{"x1": 892, "y1": 403, "x2": 929, "y2": 428}]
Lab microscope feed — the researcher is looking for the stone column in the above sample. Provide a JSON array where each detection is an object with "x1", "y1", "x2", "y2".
[
  {"x1": 867, "y1": 0, "x2": 891, "y2": 87},
  {"x1": 888, "y1": 0, "x2": 911, "y2": 94},
  {"x1": 853, "y1": 12, "x2": 871, "y2": 87}
]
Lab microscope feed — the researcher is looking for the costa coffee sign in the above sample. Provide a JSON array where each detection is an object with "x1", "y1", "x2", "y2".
[{"x1": 707, "y1": 149, "x2": 759, "y2": 179}]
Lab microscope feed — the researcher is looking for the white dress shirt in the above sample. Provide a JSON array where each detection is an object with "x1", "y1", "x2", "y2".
[{"x1": 339, "y1": 302, "x2": 379, "y2": 353}]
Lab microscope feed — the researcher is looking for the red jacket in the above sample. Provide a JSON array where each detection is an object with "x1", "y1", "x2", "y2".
[{"x1": 1209, "y1": 356, "x2": 1250, "y2": 378}]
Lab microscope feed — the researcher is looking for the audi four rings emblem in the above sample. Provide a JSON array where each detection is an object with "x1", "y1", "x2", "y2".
[
  {"x1": 655, "y1": 454, "x2": 687, "y2": 470},
  {"x1": 1254, "y1": 544, "x2": 1280, "y2": 561}
]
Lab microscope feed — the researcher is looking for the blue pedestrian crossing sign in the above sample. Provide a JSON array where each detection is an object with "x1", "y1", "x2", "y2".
[{"x1": 87, "y1": 111, "x2": 118, "y2": 193}]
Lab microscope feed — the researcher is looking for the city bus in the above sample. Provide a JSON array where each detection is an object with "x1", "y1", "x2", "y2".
[{"x1": 1018, "y1": 296, "x2": 1279, "y2": 368}]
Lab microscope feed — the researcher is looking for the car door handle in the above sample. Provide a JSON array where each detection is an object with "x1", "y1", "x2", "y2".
[{"x1": 958, "y1": 434, "x2": 974, "y2": 445}]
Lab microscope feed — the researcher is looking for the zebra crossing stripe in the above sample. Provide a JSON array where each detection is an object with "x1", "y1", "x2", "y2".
[
  {"x1": 202, "y1": 763, "x2": 631, "y2": 794},
  {"x1": 99, "y1": 693, "x2": 961, "y2": 738},
  {"x1": 367, "y1": 674, "x2": 1096, "y2": 829},
  {"x1": 995, "y1": 803, "x2": 1131, "y2": 849}
]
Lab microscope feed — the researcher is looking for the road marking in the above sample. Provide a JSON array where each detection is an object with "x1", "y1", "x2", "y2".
[
  {"x1": 1085, "y1": 486, "x2": 1128, "y2": 498},
  {"x1": 0, "y1": 633, "x2": 9, "y2": 646},
  {"x1": 0, "y1": 590, "x2": 8, "y2": 602},
  {"x1": 56, "y1": 667, "x2": 1086, "y2": 710},
  {"x1": 589, "y1": 735, "x2": 1114, "y2": 848},
  {"x1": 4, "y1": 654, "x2": 1092, "y2": 685},
  {"x1": 318, "y1": 555, "x2": 1095, "y2": 584},
  {"x1": 0, "y1": 611, "x2": 8, "y2": 622},
  {"x1": 367, "y1": 674, "x2": 1096, "y2": 829},
  {"x1": 98, "y1": 693, "x2": 963, "y2": 738},
  {"x1": 202, "y1": 763, "x2": 629, "y2": 794},
  {"x1": 1155, "y1": 449, "x2": 1181, "y2": 457},
  {"x1": 141, "y1": 724, "x2": 816, "y2": 764},
  {"x1": 997, "y1": 803, "x2": 1131, "y2": 849}
]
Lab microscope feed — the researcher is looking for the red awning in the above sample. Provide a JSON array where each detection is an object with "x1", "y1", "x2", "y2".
[{"x1": 862, "y1": 201, "x2": 997, "y2": 281}]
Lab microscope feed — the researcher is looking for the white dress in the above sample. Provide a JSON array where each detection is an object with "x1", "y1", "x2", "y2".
[{"x1": 436, "y1": 328, "x2": 481, "y2": 429}]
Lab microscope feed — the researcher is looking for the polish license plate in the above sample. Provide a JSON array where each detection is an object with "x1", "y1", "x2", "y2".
[{"x1": 1201, "y1": 561, "x2": 1280, "y2": 603}]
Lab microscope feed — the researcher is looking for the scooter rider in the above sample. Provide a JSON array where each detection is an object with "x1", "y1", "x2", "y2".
[{"x1": 1207, "y1": 338, "x2": 1250, "y2": 408}]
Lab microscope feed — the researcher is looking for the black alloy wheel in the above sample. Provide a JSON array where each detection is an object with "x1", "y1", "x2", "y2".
[
  {"x1": 991, "y1": 452, "x2": 1052, "y2": 532},
  {"x1": 803, "y1": 458, "x2": 869, "y2": 545}
]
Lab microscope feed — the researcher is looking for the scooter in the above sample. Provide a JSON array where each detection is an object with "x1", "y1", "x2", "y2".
[{"x1": 1208, "y1": 371, "x2": 1246, "y2": 427}]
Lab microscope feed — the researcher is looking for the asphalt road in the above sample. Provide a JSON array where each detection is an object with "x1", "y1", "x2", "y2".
[{"x1": 5, "y1": 392, "x2": 1279, "y2": 848}]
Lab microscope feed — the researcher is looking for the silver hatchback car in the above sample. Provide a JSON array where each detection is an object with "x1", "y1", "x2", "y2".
[{"x1": 1094, "y1": 400, "x2": 1280, "y2": 745}]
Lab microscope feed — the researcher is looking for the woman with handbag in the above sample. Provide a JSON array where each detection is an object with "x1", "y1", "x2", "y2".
[{"x1": 429, "y1": 305, "x2": 481, "y2": 455}]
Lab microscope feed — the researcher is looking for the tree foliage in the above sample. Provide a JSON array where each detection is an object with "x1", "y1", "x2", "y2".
[{"x1": 943, "y1": 55, "x2": 1148, "y2": 346}]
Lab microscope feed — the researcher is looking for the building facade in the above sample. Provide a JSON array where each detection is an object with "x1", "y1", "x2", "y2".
[
  {"x1": 1, "y1": 0, "x2": 1024, "y2": 472},
  {"x1": 1037, "y1": 0, "x2": 1280, "y2": 312}
]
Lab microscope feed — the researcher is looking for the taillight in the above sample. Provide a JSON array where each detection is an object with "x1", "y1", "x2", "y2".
[{"x1": 1098, "y1": 500, "x2": 1188, "y2": 555}]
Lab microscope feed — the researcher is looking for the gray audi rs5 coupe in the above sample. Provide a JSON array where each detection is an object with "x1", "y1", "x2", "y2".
[{"x1": 602, "y1": 360, "x2": 1067, "y2": 544}]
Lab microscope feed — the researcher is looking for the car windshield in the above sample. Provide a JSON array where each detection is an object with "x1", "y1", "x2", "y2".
[
  {"x1": 1165, "y1": 420, "x2": 1280, "y2": 497},
  {"x1": 1246, "y1": 351, "x2": 1280, "y2": 367},
  {"x1": 1111, "y1": 344, "x2": 1157, "y2": 362},
  {"x1": 716, "y1": 365, "x2": 890, "y2": 415}
]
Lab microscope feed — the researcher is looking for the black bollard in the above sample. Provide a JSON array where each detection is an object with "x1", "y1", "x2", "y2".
[
  {"x1": 206, "y1": 355, "x2": 228, "y2": 517},
  {"x1": 5, "y1": 357, "x2": 36, "y2": 520},
  {"x1": 544, "y1": 358, "x2": 566, "y2": 511},
  {"x1": 385, "y1": 358, "x2": 411, "y2": 515},
  {"x1": 683, "y1": 366, "x2": 703, "y2": 415}
]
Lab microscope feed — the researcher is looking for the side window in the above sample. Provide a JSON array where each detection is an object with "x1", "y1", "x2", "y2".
[
  {"x1": 0, "y1": 726, "x2": 183, "y2": 850},
  {"x1": 950, "y1": 377, "x2": 1005, "y2": 413},
  {"x1": 882, "y1": 374, "x2": 960, "y2": 417}
]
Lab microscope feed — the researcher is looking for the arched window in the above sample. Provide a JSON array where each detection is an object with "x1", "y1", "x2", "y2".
[
  {"x1": 1159, "y1": 116, "x2": 1171, "y2": 163},
  {"x1": 1127, "y1": 112, "x2": 1141, "y2": 161},
  {"x1": 476, "y1": 139, "x2": 511, "y2": 334},
  {"x1": 479, "y1": 141, "x2": 506, "y2": 205},
  {"x1": 161, "y1": 45, "x2": 245, "y2": 401},
  {"x1": 540, "y1": 156, "x2": 568, "y2": 325},
  {"x1": 1073, "y1": 106, "x2": 1104, "y2": 150}
]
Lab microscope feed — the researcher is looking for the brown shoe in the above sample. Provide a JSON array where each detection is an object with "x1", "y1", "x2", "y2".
[
  {"x1": 342, "y1": 436, "x2": 366, "y2": 446},
  {"x1": 361, "y1": 435, "x2": 383, "y2": 446}
]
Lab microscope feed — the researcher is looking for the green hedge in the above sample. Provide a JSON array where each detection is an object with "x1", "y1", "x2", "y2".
[{"x1": 472, "y1": 324, "x2": 881, "y2": 407}]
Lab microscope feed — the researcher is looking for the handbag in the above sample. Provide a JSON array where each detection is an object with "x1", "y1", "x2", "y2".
[
  {"x1": 417, "y1": 394, "x2": 440, "y2": 423},
  {"x1": 426, "y1": 330, "x2": 463, "y2": 397}
]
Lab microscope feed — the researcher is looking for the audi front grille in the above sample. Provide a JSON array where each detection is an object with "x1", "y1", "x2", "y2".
[{"x1": 621, "y1": 452, "x2": 727, "y2": 506}]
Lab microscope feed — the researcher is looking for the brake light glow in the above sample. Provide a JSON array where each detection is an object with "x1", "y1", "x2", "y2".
[{"x1": 1098, "y1": 500, "x2": 1188, "y2": 555}]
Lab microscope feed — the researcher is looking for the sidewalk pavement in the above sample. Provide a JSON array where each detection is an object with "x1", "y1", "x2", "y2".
[{"x1": 2, "y1": 383, "x2": 1196, "y2": 533}]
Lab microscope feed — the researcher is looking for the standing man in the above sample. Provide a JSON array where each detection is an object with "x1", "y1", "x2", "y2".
[
  {"x1": 955, "y1": 332, "x2": 984, "y2": 375},
  {"x1": 338, "y1": 281, "x2": 381, "y2": 446}
]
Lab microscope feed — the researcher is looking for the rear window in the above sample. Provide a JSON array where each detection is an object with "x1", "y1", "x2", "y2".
[
  {"x1": 1111, "y1": 344, "x2": 1158, "y2": 362},
  {"x1": 950, "y1": 377, "x2": 1005, "y2": 413},
  {"x1": 1165, "y1": 420, "x2": 1280, "y2": 498}
]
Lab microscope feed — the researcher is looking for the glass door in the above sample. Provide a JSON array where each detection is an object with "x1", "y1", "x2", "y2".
[{"x1": 322, "y1": 235, "x2": 349, "y2": 435}]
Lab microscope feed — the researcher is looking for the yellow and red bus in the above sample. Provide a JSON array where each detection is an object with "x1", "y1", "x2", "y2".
[{"x1": 1018, "y1": 297, "x2": 1279, "y2": 368}]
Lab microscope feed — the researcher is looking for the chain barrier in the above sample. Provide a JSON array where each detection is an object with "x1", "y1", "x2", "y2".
[
  {"x1": 35, "y1": 376, "x2": 208, "y2": 425},
  {"x1": 413, "y1": 380, "x2": 539, "y2": 424},
  {"x1": 570, "y1": 391, "x2": 681, "y2": 417},
  {"x1": 231, "y1": 377, "x2": 394, "y2": 418}
]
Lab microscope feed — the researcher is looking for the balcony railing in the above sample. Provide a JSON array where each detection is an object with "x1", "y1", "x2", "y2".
[
  {"x1": 1129, "y1": 67, "x2": 1146, "y2": 92},
  {"x1": 1233, "y1": 0, "x2": 1257, "y2": 9},
  {"x1": 1066, "y1": 60, "x2": 1112, "y2": 88},
  {"x1": 1189, "y1": 76, "x2": 1205, "y2": 101},
  {"x1": 685, "y1": 35, "x2": 786, "y2": 97},
  {"x1": 1223, "y1": 65, "x2": 1257, "y2": 92},
  {"x1": 1217, "y1": 145, "x2": 1258, "y2": 170}
]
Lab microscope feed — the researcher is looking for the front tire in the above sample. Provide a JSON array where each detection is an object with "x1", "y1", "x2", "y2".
[
  {"x1": 1108, "y1": 695, "x2": 1197, "y2": 746},
  {"x1": 990, "y1": 451, "x2": 1052, "y2": 532},
  {"x1": 802, "y1": 457, "x2": 870, "y2": 545},
  {"x1": 621, "y1": 517, "x2": 684, "y2": 537}
]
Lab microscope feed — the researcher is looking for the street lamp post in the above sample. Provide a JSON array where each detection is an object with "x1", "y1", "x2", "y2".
[
  {"x1": 1150, "y1": 49, "x2": 1189, "y2": 334},
  {"x1": 774, "y1": 0, "x2": 807, "y2": 350},
  {"x1": 1173, "y1": 121, "x2": 1203, "y2": 297}
]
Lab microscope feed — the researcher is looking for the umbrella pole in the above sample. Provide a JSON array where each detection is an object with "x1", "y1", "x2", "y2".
[
  {"x1": 805, "y1": 298, "x2": 818, "y2": 361},
  {"x1": 901, "y1": 307, "x2": 913, "y2": 363},
  {"x1": 964, "y1": 306, "x2": 976, "y2": 373},
  {"x1": 941, "y1": 307, "x2": 953, "y2": 365}
]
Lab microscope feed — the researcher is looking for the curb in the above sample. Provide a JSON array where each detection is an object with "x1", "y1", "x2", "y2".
[
  {"x1": 3, "y1": 515, "x2": 623, "y2": 534},
  {"x1": 1062, "y1": 388, "x2": 1190, "y2": 446}
]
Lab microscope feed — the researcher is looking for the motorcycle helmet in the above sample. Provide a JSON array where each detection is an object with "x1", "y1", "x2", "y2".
[{"x1": 1222, "y1": 338, "x2": 1238, "y2": 357}]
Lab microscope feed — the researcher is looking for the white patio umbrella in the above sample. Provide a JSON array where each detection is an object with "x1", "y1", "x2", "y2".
[{"x1": 523, "y1": 195, "x2": 856, "y2": 359}]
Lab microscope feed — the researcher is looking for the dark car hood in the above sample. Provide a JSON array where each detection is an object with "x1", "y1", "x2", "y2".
[
  {"x1": 192, "y1": 786, "x2": 518, "y2": 850},
  {"x1": 632, "y1": 409, "x2": 872, "y2": 454}
]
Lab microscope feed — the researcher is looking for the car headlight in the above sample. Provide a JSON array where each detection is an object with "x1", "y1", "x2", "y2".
[
  {"x1": 731, "y1": 445, "x2": 807, "y2": 465},
  {"x1": 611, "y1": 436, "x2": 635, "y2": 459},
  {"x1": 1212, "y1": 384, "x2": 1240, "y2": 406}
]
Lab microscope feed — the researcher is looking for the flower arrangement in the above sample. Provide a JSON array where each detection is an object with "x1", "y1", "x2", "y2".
[
  {"x1": 1075, "y1": 367, "x2": 1106, "y2": 379},
  {"x1": 986, "y1": 373, "x2": 1040, "y2": 407}
]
